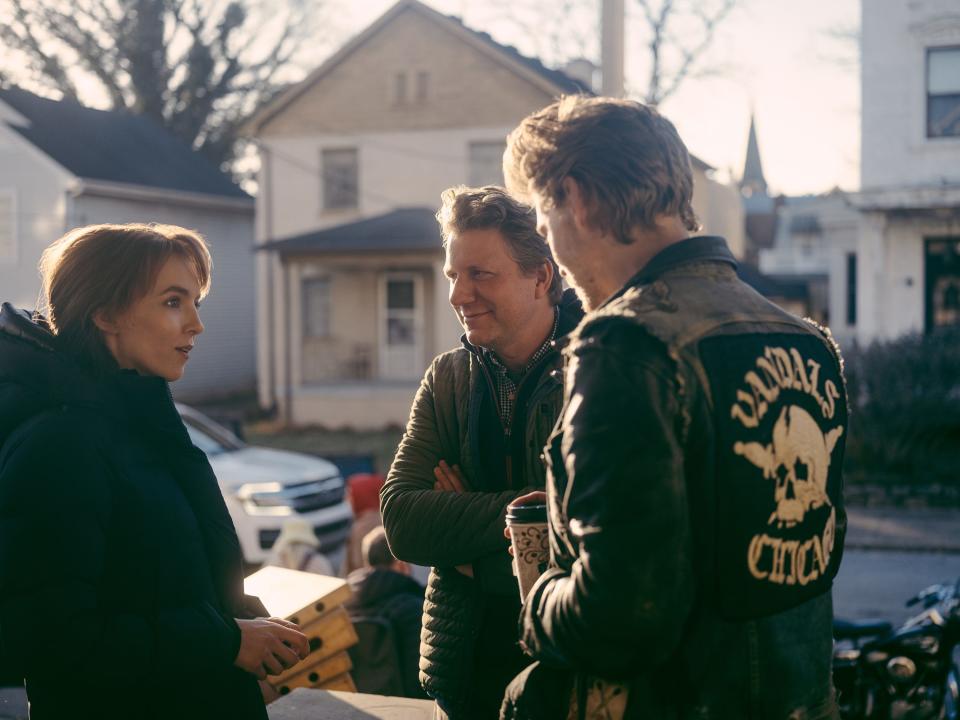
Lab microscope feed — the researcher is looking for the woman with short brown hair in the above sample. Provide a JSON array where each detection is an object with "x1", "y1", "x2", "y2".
[{"x1": 0, "y1": 223, "x2": 307, "y2": 719}]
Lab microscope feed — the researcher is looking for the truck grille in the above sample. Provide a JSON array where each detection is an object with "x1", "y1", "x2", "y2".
[{"x1": 259, "y1": 519, "x2": 352, "y2": 551}]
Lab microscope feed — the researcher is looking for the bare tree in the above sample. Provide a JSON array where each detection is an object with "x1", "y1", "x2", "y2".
[
  {"x1": 0, "y1": 0, "x2": 329, "y2": 168},
  {"x1": 633, "y1": 0, "x2": 737, "y2": 105},
  {"x1": 482, "y1": 0, "x2": 738, "y2": 105},
  {"x1": 484, "y1": 0, "x2": 598, "y2": 70}
]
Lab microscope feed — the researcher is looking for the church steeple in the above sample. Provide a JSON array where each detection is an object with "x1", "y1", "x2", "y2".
[{"x1": 741, "y1": 114, "x2": 767, "y2": 196}]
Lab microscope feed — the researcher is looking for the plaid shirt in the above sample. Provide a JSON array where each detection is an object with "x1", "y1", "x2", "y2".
[{"x1": 484, "y1": 307, "x2": 560, "y2": 433}]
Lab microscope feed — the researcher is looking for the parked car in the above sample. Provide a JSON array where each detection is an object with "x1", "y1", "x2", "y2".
[{"x1": 176, "y1": 404, "x2": 353, "y2": 568}]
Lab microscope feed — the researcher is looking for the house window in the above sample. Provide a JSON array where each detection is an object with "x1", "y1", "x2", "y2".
[
  {"x1": 0, "y1": 190, "x2": 16, "y2": 263},
  {"x1": 845, "y1": 253, "x2": 857, "y2": 326},
  {"x1": 386, "y1": 278, "x2": 416, "y2": 346},
  {"x1": 415, "y1": 71, "x2": 429, "y2": 104},
  {"x1": 468, "y1": 141, "x2": 506, "y2": 187},
  {"x1": 303, "y1": 277, "x2": 331, "y2": 338},
  {"x1": 321, "y1": 148, "x2": 358, "y2": 211},
  {"x1": 393, "y1": 72, "x2": 408, "y2": 105},
  {"x1": 927, "y1": 46, "x2": 960, "y2": 138}
]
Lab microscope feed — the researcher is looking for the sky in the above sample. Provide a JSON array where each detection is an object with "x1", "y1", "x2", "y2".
[{"x1": 337, "y1": 0, "x2": 861, "y2": 197}]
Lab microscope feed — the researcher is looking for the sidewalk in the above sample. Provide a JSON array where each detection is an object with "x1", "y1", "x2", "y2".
[{"x1": 845, "y1": 507, "x2": 960, "y2": 553}]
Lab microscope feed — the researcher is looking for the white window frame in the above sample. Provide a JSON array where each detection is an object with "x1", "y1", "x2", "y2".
[
  {"x1": 926, "y1": 45, "x2": 960, "y2": 139},
  {"x1": 0, "y1": 189, "x2": 17, "y2": 264}
]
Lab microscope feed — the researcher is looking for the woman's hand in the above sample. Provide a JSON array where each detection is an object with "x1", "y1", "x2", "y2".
[{"x1": 234, "y1": 617, "x2": 308, "y2": 679}]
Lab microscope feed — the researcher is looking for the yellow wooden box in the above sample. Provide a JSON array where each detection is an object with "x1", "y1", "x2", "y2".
[
  {"x1": 273, "y1": 651, "x2": 353, "y2": 697},
  {"x1": 244, "y1": 566, "x2": 352, "y2": 627},
  {"x1": 269, "y1": 606, "x2": 359, "y2": 685}
]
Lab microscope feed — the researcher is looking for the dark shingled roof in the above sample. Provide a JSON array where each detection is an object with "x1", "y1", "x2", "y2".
[
  {"x1": 456, "y1": 22, "x2": 591, "y2": 95},
  {"x1": 263, "y1": 207, "x2": 441, "y2": 255},
  {"x1": 0, "y1": 86, "x2": 249, "y2": 200}
]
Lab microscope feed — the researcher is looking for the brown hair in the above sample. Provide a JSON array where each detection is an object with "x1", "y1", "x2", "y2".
[
  {"x1": 38, "y1": 223, "x2": 211, "y2": 371},
  {"x1": 436, "y1": 185, "x2": 562, "y2": 304},
  {"x1": 504, "y1": 95, "x2": 700, "y2": 243}
]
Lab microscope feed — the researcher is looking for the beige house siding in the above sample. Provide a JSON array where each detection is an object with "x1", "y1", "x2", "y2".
[{"x1": 259, "y1": 7, "x2": 558, "y2": 137}]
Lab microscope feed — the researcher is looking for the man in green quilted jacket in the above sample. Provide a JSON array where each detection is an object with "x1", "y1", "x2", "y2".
[{"x1": 380, "y1": 185, "x2": 583, "y2": 719}]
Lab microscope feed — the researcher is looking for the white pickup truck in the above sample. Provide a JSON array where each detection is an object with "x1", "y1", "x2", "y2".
[{"x1": 176, "y1": 404, "x2": 353, "y2": 568}]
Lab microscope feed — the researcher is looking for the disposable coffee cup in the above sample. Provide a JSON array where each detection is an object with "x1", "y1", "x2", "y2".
[{"x1": 505, "y1": 502, "x2": 549, "y2": 602}]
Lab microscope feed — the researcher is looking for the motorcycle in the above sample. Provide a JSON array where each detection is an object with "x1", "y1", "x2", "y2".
[{"x1": 833, "y1": 579, "x2": 960, "y2": 719}]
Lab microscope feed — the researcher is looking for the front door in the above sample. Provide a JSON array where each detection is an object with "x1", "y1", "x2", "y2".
[
  {"x1": 379, "y1": 273, "x2": 424, "y2": 380},
  {"x1": 925, "y1": 237, "x2": 960, "y2": 332}
]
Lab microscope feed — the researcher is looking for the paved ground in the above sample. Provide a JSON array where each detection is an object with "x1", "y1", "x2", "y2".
[
  {"x1": 845, "y1": 507, "x2": 960, "y2": 553},
  {"x1": 812, "y1": 506, "x2": 960, "y2": 626},
  {"x1": 834, "y1": 549, "x2": 960, "y2": 625}
]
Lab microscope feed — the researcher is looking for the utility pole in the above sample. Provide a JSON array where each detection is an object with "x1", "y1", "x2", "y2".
[{"x1": 601, "y1": 0, "x2": 625, "y2": 97}]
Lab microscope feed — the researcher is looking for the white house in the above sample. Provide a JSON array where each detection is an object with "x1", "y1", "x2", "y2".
[
  {"x1": 0, "y1": 86, "x2": 256, "y2": 400},
  {"x1": 759, "y1": 192, "x2": 860, "y2": 347},
  {"x1": 245, "y1": 0, "x2": 745, "y2": 429},
  {"x1": 851, "y1": 0, "x2": 960, "y2": 344}
]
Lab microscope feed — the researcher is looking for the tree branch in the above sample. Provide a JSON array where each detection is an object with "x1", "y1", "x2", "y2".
[{"x1": 2, "y1": 0, "x2": 80, "y2": 100}]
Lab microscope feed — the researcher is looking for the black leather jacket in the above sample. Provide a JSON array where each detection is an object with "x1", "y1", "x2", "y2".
[{"x1": 511, "y1": 237, "x2": 847, "y2": 719}]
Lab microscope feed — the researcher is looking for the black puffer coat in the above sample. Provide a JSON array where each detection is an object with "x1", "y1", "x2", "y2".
[{"x1": 0, "y1": 304, "x2": 265, "y2": 720}]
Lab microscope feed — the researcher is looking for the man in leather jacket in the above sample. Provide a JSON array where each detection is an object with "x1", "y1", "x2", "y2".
[
  {"x1": 500, "y1": 96, "x2": 848, "y2": 719},
  {"x1": 380, "y1": 186, "x2": 583, "y2": 718}
]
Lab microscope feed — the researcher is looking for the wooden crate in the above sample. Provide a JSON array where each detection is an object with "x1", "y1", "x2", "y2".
[
  {"x1": 318, "y1": 672, "x2": 357, "y2": 692},
  {"x1": 273, "y1": 651, "x2": 353, "y2": 697},
  {"x1": 244, "y1": 567, "x2": 353, "y2": 627},
  {"x1": 270, "y1": 606, "x2": 359, "y2": 685}
]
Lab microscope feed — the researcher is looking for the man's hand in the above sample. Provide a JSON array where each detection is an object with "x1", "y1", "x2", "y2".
[
  {"x1": 433, "y1": 460, "x2": 466, "y2": 492},
  {"x1": 234, "y1": 617, "x2": 308, "y2": 680}
]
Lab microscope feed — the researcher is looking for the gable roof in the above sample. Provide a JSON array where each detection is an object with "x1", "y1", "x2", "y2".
[
  {"x1": 263, "y1": 207, "x2": 441, "y2": 255},
  {"x1": 0, "y1": 86, "x2": 249, "y2": 200},
  {"x1": 245, "y1": 0, "x2": 590, "y2": 135}
]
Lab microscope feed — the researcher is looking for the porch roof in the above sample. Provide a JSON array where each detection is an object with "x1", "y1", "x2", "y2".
[{"x1": 262, "y1": 207, "x2": 441, "y2": 255}]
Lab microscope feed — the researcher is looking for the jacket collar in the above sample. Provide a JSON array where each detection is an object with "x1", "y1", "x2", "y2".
[
  {"x1": 0, "y1": 302, "x2": 56, "y2": 351},
  {"x1": 459, "y1": 288, "x2": 585, "y2": 358},
  {"x1": 602, "y1": 235, "x2": 737, "y2": 310}
]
